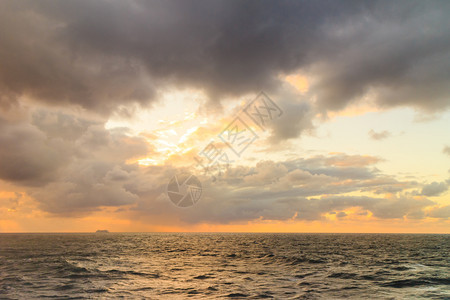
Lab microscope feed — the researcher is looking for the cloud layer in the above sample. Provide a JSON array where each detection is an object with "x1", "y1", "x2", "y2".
[
  {"x1": 0, "y1": 1, "x2": 449, "y2": 228},
  {"x1": 0, "y1": 0, "x2": 449, "y2": 115},
  {"x1": 131, "y1": 156, "x2": 445, "y2": 225},
  {"x1": 1, "y1": 106, "x2": 447, "y2": 223}
]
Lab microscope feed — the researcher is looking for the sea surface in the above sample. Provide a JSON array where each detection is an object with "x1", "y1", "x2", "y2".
[{"x1": 0, "y1": 233, "x2": 449, "y2": 299}]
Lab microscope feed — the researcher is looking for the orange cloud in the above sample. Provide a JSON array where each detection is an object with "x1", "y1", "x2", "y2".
[
  {"x1": 284, "y1": 73, "x2": 309, "y2": 93},
  {"x1": 325, "y1": 154, "x2": 381, "y2": 167}
]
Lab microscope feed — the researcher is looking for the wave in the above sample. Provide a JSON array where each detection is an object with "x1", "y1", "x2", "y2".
[{"x1": 381, "y1": 277, "x2": 450, "y2": 288}]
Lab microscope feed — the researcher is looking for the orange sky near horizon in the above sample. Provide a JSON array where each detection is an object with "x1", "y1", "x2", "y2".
[
  {"x1": 1, "y1": 188, "x2": 449, "y2": 233},
  {"x1": 0, "y1": 1, "x2": 449, "y2": 234}
]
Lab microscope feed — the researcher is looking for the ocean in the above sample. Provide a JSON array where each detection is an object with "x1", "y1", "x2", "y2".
[{"x1": 0, "y1": 233, "x2": 449, "y2": 299}]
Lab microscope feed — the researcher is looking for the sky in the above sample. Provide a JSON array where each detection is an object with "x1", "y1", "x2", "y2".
[{"x1": 0, "y1": 0, "x2": 449, "y2": 233}]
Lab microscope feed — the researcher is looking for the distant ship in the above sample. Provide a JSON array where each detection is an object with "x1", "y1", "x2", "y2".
[{"x1": 95, "y1": 229, "x2": 109, "y2": 233}]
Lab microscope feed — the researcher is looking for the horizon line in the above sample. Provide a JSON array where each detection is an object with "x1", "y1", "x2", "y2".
[{"x1": 0, "y1": 231, "x2": 448, "y2": 234}]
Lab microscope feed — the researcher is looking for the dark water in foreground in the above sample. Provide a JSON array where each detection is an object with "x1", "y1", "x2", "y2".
[{"x1": 0, "y1": 233, "x2": 449, "y2": 299}]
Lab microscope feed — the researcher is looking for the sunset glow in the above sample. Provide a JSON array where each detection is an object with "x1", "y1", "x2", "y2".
[{"x1": 0, "y1": 0, "x2": 449, "y2": 234}]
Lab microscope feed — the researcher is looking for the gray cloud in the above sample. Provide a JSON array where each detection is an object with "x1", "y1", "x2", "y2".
[
  {"x1": 31, "y1": 123, "x2": 150, "y2": 214},
  {"x1": 128, "y1": 155, "x2": 432, "y2": 225},
  {"x1": 0, "y1": 117, "x2": 71, "y2": 186},
  {"x1": 284, "y1": 156, "x2": 379, "y2": 180},
  {"x1": 0, "y1": 1, "x2": 155, "y2": 115},
  {"x1": 0, "y1": 111, "x2": 436, "y2": 223},
  {"x1": 142, "y1": 187, "x2": 434, "y2": 225},
  {"x1": 368, "y1": 129, "x2": 391, "y2": 141},
  {"x1": 0, "y1": 0, "x2": 448, "y2": 226},
  {"x1": 310, "y1": 1, "x2": 450, "y2": 113},
  {"x1": 33, "y1": 162, "x2": 141, "y2": 215},
  {"x1": 31, "y1": 110, "x2": 97, "y2": 141},
  {"x1": 443, "y1": 146, "x2": 450, "y2": 156},
  {"x1": 421, "y1": 181, "x2": 449, "y2": 197},
  {"x1": 0, "y1": 1, "x2": 448, "y2": 115},
  {"x1": 427, "y1": 205, "x2": 450, "y2": 219},
  {"x1": 337, "y1": 212, "x2": 347, "y2": 218},
  {"x1": 0, "y1": 103, "x2": 436, "y2": 224},
  {"x1": 0, "y1": 108, "x2": 150, "y2": 215},
  {"x1": 268, "y1": 87, "x2": 314, "y2": 142}
]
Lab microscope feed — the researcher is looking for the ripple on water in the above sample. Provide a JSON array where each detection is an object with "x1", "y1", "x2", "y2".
[{"x1": 0, "y1": 233, "x2": 448, "y2": 299}]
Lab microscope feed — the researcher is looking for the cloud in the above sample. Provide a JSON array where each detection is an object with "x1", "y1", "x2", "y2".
[
  {"x1": 285, "y1": 155, "x2": 379, "y2": 180},
  {"x1": 421, "y1": 181, "x2": 449, "y2": 197},
  {"x1": 0, "y1": 1, "x2": 449, "y2": 115},
  {"x1": 427, "y1": 205, "x2": 450, "y2": 219},
  {"x1": 0, "y1": 1, "x2": 448, "y2": 228},
  {"x1": 0, "y1": 1, "x2": 155, "y2": 115},
  {"x1": 324, "y1": 153, "x2": 381, "y2": 167},
  {"x1": 337, "y1": 211, "x2": 347, "y2": 218},
  {"x1": 309, "y1": 1, "x2": 450, "y2": 113},
  {"x1": 127, "y1": 154, "x2": 432, "y2": 225},
  {"x1": 157, "y1": 188, "x2": 433, "y2": 225},
  {"x1": 0, "y1": 103, "x2": 436, "y2": 225},
  {"x1": 368, "y1": 129, "x2": 391, "y2": 140},
  {"x1": 443, "y1": 146, "x2": 450, "y2": 156},
  {"x1": 33, "y1": 165, "x2": 141, "y2": 215},
  {"x1": 0, "y1": 108, "x2": 150, "y2": 215},
  {"x1": 0, "y1": 112, "x2": 436, "y2": 224},
  {"x1": 268, "y1": 87, "x2": 314, "y2": 142},
  {"x1": 31, "y1": 124, "x2": 150, "y2": 214},
  {"x1": 0, "y1": 192, "x2": 22, "y2": 211},
  {"x1": 0, "y1": 117, "x2": 71, "y2": 186}
]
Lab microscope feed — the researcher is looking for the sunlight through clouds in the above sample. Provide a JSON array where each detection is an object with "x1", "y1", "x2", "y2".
[{"x1": 0, "y1": 0, "x2": 448, "y2": 233}]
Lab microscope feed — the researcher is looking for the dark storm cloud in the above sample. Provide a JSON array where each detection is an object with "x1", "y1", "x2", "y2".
[
  {"x1": 0, "y1": 1, "x2": 155, "y2": 115},
  {"x1": 308, "y1": 1, "x2": 450, "y2": 113},
  {"x1": 0, "y1": 0, "x2": 449, "y2": 115},
  {"x1": 0, "y1": 116, "x2": 71, "y2": 186}
]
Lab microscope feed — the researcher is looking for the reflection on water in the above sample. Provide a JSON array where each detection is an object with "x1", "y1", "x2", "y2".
[{"x1": 0, "y1": 233, "x2": 449, "y2": 299}]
